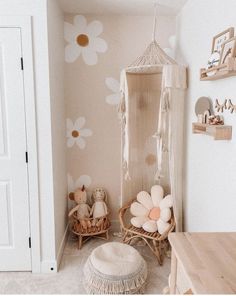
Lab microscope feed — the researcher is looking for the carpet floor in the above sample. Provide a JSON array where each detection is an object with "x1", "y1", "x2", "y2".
[{"x1": 0, "y1": 233, "x2": 170, "y2": 294}]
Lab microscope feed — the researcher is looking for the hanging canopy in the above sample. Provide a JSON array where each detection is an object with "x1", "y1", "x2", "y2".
[
  {"x1": 125, "y1": 40, "x2": 176, "y2": 74},
  {"x1": 119, "y1": 38, "x2": 187, "y2": 231}
]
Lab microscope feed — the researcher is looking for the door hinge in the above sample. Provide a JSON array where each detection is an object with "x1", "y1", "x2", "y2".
[
  {"x1": 21, "y1": 57, "x2": 24, "y2": 70},
  {"x1": 25, "y1": 151, "x2": 28, "y2": 163},
  {"x1": 29, "y1": 237, "x2": 31, "y2": 248}
]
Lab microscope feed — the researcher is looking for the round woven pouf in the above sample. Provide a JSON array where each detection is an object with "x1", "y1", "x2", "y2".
[{"x1": 83, "y1": 242, "x2": 147, "y2": 294}]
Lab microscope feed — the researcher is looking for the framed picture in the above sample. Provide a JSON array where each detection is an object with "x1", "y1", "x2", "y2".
[
  {"x1": 220, "y1": 37, "x2": 236, "y2": 64},
  {"x1": 212, "y1": 27, "x2": 234, "y2": 54}
]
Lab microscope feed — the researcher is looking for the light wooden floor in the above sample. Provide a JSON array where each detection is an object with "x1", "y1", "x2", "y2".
[{"x1": 0, "y1": 233, "x2": 170, "y2": 294}]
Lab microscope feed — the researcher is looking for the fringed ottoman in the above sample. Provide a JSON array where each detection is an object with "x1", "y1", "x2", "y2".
[{"x1": 83, "y1": 242, "x2": 147, "y2": 294}]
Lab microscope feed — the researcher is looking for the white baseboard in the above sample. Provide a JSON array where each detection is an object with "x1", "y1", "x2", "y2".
[
  {"x1": 40, "y1": 223, "x2": 69, "y2": 273},
  {"x1": 56, "y1": 223, "x2": 69, "y2": 270},
  {"x1": 41, "y1": 259, "x2": 58, "y2": 273}
]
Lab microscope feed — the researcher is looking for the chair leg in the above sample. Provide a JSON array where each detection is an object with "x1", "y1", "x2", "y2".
[
  {"x1": 153, "y1": 240, "x2": 163, "y2": 265},
  {"x1": 78, "y1": 235, "x2": 83, "y2": 250}
]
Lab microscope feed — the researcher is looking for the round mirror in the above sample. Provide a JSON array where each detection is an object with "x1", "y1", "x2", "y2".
[{"x1": 195, "y1": 97, "x2": 212, "y2": 116}]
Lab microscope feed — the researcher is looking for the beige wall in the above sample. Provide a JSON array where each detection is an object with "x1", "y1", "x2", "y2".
[{"x1": 64, "y1": 14, "x2": 176, "y2": 221}]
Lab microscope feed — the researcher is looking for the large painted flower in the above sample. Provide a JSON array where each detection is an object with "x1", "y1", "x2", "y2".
[
  {"x1": 105, "y1": 77, "x2": 120, "y2": 105},
  {"x1": 164, "y1": 35, "x2": 176, "y2": 59},
  {"x1": 68, "y1": 174, "x2": 92, "y2": 196},
  {"x1": 130, "y1": 185, "x2": 173, "y2": 234},
  {"x1": 66, "y1": 117, "x2": 92, "y2": 149},
  {"x1": 64, "y1": 15, "x2": 108, "y2": 65},
  {"x1": 67, "y1": 174, "x2": 92, "y2": 205}
]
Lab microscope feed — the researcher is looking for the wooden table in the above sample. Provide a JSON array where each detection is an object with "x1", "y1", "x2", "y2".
[{"x1": 169, "y1": 232, "x2": 236, "y2": 294}]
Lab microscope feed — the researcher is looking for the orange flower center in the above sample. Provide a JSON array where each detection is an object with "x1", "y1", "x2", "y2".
[
  {"x1": 145, "y1": 154, "x2": 157, "y2": 166},
  {"x1": 149, "y1": 207, "x2": 160, "y2": 220},
  {"x1": 72, "y1": 130, "x2": 80, "y2": 138},
  {"x1": 76, "y1": 34, "x2": 89, "y2": 47}
]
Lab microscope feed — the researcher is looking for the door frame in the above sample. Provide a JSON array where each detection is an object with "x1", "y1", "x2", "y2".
[{"x1": 0, "y1": 16, "x2": 40, "y2": 272}]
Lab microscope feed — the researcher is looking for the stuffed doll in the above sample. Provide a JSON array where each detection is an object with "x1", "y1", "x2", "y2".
[
  {"x1": 68, "y1": 185, "x2": 91, "y2": 229},
  {"x1": 90, "y1": 188, "x2": 108, "y2": 222}
]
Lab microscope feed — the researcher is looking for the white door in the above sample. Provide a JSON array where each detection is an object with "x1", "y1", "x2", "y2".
[{"x1": 0, "y1": 28, "x2": 31, "y2": 271}]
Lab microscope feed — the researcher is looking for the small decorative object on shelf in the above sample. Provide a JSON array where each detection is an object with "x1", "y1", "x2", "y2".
[
  {"x1": 208, "y1": 115, "x2": 224, "y2": 125},
  {"x1": 228, "y1": 99, "x2": 236, "y2": 113},
  {"x1": 200, "y1": 27, "x2": 236, "y2": 81},
  {"x1": 68, "y1": 186, "x2": 111, "y2": 249},
  {"x1": 215, "y1": 99, "x2": 227, "y2": 113},
  {"x1": 212, "y1": 27, "x2": 234, "y2": 55},
  {"x1": 192, "y1": 123, "x2": 232, "y2": 140}
]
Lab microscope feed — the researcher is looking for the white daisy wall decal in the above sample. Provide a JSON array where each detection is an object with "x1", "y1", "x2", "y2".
[
  {"x1": 68, "y1": 174, "x2": 92, "y2": 196},
  {"x1": 163, "y1": 35, "x2": 176, "y2": 59},
  {"x1": 105, "y1": 77, "x2": 121, "y2": 105},
  {"x1": 67, "y1": 117, "x2": 92, "y2": 149},
  {"x1": 64, "y1": 15, "x2": 108, "y2": 65}
]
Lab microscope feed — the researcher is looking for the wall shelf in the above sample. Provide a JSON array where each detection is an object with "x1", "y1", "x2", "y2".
[
  {"x1": 200, "y1": 57, "x2": 236, "y2": 81},
  {"x1": 192, "y1": 123, "x2": 232, "y2": 140}
]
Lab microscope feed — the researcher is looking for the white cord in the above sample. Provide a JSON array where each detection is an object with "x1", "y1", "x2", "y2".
[{"x1": 152, "y1": 2, "x2": 158, "y2": 41}]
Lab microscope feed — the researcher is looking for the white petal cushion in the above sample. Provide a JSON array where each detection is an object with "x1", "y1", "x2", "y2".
[
  {"x1": 160, "y1": 207, "x2": 171, "y2": 222},
  {"x1": 160, "y1": 194, "x2": 173, "y2": 209},
  {"x1": 151, "y1": 185, "x2": 164, "y2": 207},
  {"x1": 157, "y1": 219, "x2": 171, "y2": 234},
  {"x1": 137, "y1": 191, "x2": 153, "y2": 210},
  {"x1": 142, "y1": 220, "x2": 158, "y2": 233},
  {"x1": 131, "y1": 216, "x2": 149, "y2": 228},
  {"x1": 130, "y1": 202, "x2": 149, "y2": 217}
]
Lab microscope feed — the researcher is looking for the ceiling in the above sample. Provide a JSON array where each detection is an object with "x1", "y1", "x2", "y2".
[{"x1": 59, "y1": 0, "x2": 188, "y2": 16}]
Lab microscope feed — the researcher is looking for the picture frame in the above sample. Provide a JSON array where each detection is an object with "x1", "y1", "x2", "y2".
[
  {"x1": 220, "y1": 37, "x2": 236, "y2": 65},
  {"x1": 212, "y1": 27, "x2": 234, "y2": 54}
]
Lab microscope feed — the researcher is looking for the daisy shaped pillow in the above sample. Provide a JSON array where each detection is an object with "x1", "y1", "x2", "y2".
[{"x1": 130, "y1": 185, "x2": 173, "y2": 234}]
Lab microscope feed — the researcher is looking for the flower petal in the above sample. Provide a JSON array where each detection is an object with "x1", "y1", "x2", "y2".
[
  {"x1": 80, "y1": 128, "x2": 93, "y2": 137},
  {"x1": 169, "y1": 35, "x2": 176, "y2": 49},
  {"x1": 75, "y1": 117, "x2": 85, "y2": 130},
  {"x1": 160, "y1": 207, "x2": 171, "y2": 222},
  {"x1": 86, "y1": 20, "x2": 103, "y2": 37},
  {"x1": 67, "y1": 174, "x2": 75, "y2": 193},
  {"x1": 157, "y1": 220, "x2": 170, "y2": 235},
  {"x1": 130, "y1": 202, "x2": 149, "y2": 217},
  {"x1": 105, "y1": 77, "x2": 120, "y2": 93},
  {"x1": 67, "y1": 137, "x2": 76, "y2": 148},
  {"x1": 131, "y1": 216, "x2": 149, "y2": 228},
  {"x1": 76, "y1": 137, "x2": 86, "y2": 149},
  {"x1": 64, "y1": 22, "x2": 77, "y2": 43},
  {"x1": 90, "y1": 37, "x2": 108, "y2": 53},
  {"x1": 137, "y1": 191, "x2": 153, "y2": 210},
  {"x1": 65, "y1": 44, "x2": 81, "y2": 63},
  {"x1": 151, "y1": 185, "x2": 164, "y2": 207},
  {"x1": 160, "y1": 194, "x2": 173, "y2": 209},
  {"x1": 106, "y1": 94, "x2": 120, "y2": 106},
  {"x1": 76, "y1": 175, "x2": 92, "y2": 188},
  {"x1": 142, "y1": 220, "x2": 158, "y2": 233},
  {"x1": 82, "y1": 48, "x2": 98, "y2": 65},
  {"x1": 74, "y1": 15, "x2": 87, "y2": 32},
  {"x1": 66, "y1": 118, "x2": 74, "y2": 131}
]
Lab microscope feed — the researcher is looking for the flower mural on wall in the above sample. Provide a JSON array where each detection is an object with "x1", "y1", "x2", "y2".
[
  {"x1": 64, "y1": 15, "x2": 108, "y2": 65},
  {"x1": 105, "y1": 77, "x2": 120, "y2": 105},
  {"x1": 68, "y1": 174, "x2": 92, "y2": 196},
  {"x1": 67, "y1": 117, "x2": 92, "y2": 149},
  {"x1": 163, "y1": 35, "x2": 176, "y2": 59}
]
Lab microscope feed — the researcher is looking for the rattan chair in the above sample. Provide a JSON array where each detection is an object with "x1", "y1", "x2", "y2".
[{"x1": 119, "y1": 199, "x2": 175, "y2": 265}]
